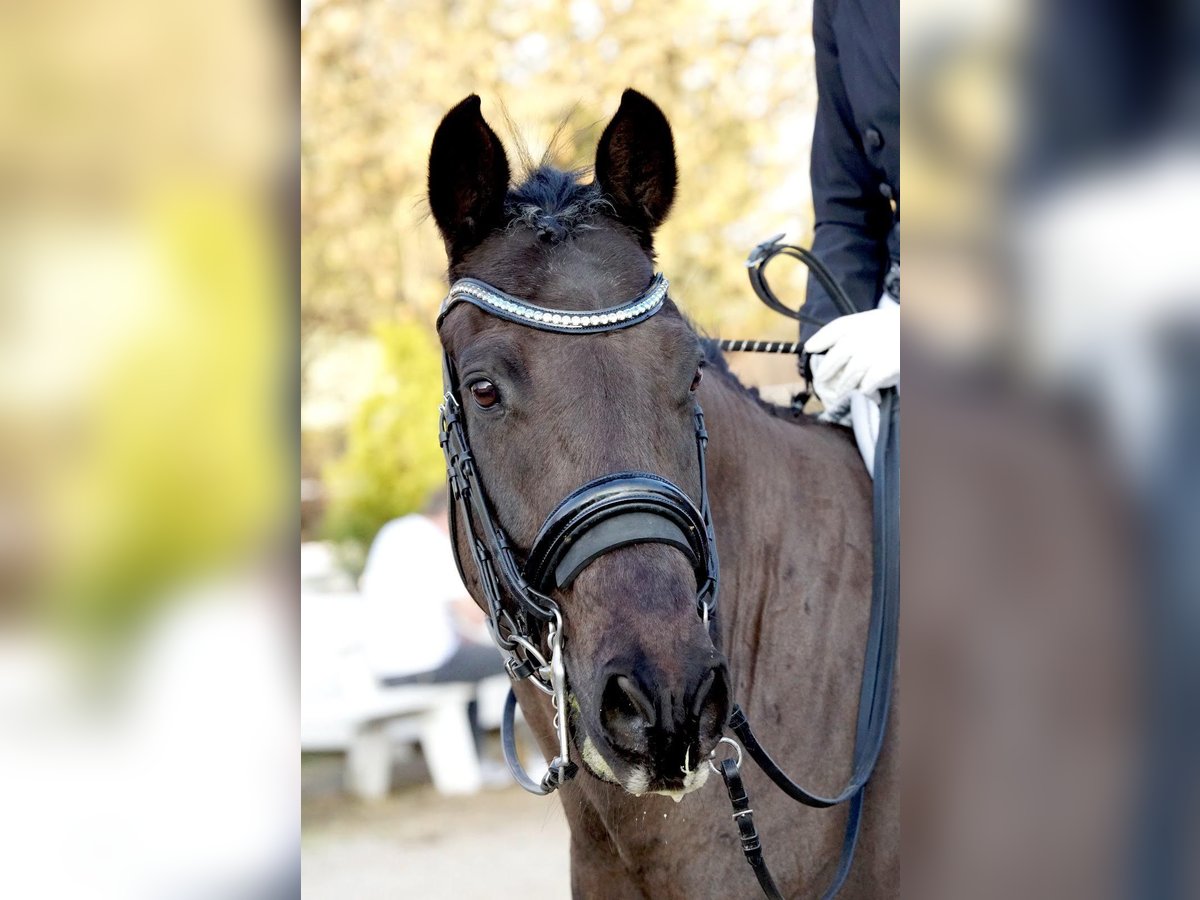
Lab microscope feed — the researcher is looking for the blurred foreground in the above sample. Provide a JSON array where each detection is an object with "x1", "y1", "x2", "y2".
[
  {"x1": 0, "y1": 0, "x2": 296, "y2": 897},
  {"x1": 903, "y1": 0, "x2": 1200, "y2": 895}
]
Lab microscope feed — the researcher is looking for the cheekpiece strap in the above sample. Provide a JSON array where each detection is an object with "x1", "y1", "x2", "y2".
[{"x1": 438, "y1": 273, "x2": 669, "y2": 334}]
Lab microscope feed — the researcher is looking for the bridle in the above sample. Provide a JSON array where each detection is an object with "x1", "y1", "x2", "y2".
[
  {"x1": 435, "y1": 253, "x2": 898, "y2": 900},
  {"x1": 436, "y1": 272, "x2": 720, "y2": 794}
]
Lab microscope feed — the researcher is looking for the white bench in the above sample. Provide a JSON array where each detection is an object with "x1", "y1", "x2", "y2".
[{"x1": 302, "y1": 587, "x2": 503, "y2": 799}]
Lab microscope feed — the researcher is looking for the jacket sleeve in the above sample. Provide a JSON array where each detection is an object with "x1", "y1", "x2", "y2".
[{"x1": 805, "y1": 0, "x2": 894, "y2": 340}]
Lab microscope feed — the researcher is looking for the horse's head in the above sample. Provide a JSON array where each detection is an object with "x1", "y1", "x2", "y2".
[{"x1": 429, "y1": 90, "x2": 730, "y2": 797}]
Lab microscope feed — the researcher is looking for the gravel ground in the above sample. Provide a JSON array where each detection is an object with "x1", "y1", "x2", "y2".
[{"x1": 302, "y1": 753, "x2": 572, "y2": 898}]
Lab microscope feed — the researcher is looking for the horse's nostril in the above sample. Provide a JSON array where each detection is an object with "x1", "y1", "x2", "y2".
[
  {"x1": 616, "y1": 675, "x2": 656, "y2": 721},
  {"x1": 601, "y1": 672, "x2": 657, "y2": 750},
  {"x1": 599, "y1": 662, "x2": 730, "y2": 760}
]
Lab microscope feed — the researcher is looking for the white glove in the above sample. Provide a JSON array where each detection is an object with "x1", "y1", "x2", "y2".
[{"x1": 804, "y1": 303, "x2": 899, "y2": 423}]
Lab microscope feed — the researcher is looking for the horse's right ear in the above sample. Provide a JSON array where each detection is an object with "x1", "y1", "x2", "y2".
[{"x1": 428, "y1": 95, "x2": 511, "y2": 261}]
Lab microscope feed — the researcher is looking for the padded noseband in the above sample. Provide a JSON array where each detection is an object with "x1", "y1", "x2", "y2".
[{"x1": 524, "y1": 472, "x2": 710, "y2": 593}]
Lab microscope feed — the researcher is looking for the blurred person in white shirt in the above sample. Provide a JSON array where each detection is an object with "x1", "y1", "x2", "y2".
[
  {"x1": 359, "y1": 493, "x2": 503, "y2": 688},
  {"x1": 358, "y1": 493, "x2": 508, "y2": 783}
]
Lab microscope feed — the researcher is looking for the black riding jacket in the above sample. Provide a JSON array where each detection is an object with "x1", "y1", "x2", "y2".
[{"x1": 805, "y1": 0, "x2": 900, "y2": 340}]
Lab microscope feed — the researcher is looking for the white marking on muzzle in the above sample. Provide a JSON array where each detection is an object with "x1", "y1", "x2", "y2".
[
  {"x1": 580, "y1": 735, "x2": 619, "y2": 784},
  {"x1": 581, "y1": 735, "x2": 711, "y2": 800},
  {"x1": 625, "y1": 768, "x2": 650, "y2": 796},
  {"x1": 580, "y1": 736, "x2": 653, "y2": 796}
]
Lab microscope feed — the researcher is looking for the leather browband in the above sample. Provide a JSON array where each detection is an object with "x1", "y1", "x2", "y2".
[{"x1": 438, "y1": 273, "x2": 669, "y2": 335}]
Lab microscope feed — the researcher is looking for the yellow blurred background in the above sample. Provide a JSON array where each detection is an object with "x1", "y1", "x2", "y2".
[
  {"x1": 1, "y1": 2, "x2": 295, "y2": 896},
  {"x1": 1, "y1": 0, "x2": 290, "y2": 645}
]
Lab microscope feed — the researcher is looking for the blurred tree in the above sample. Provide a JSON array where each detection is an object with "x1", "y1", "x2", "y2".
[
  {"x1": 302, "y1": 0, "x2": 818, "y2": 556},
  {"x1": 43, "y1": 187, "x2": 286, "y2": 642},
  {"x1": 320, "y1": 320, "x2": 444, "y2": 566}
]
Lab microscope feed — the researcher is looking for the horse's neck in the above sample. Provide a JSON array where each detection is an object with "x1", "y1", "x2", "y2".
[
  {"x1": 702, "y1": 375, "x2": 874, "y2": 690},
  {"x1": 547, "y1": 375, "x2": 875, "y2": 879}
]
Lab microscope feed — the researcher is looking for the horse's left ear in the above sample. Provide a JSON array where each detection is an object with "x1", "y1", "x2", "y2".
[{"x1": 594, "y1": 89, "x2": 677, "y2": 245}]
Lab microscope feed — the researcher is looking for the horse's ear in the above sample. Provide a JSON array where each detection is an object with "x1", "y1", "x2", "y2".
[
  {"x1": 594, "y1": 89, "x2": 677, "y2": 244},
  {"x1": 428, "y1": 95, "x2": 511, "y2": 261}
]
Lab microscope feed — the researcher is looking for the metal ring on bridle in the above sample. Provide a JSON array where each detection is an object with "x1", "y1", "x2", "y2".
[
  {"x1": 708, "y1": 736, "x2": 743, "y2": 775},
  {"x1": 510, "y1": 632, "x2": 555, "y2": 696}
]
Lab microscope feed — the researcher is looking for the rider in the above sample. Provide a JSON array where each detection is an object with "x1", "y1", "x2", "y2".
[{"x1": 803, "y1": 0, "x2": 900, "y2": 475}]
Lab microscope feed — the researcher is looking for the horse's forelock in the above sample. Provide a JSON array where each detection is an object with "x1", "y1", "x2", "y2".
[{"x1": 504, "y1": 166, "x2": 613, "y2": 244}]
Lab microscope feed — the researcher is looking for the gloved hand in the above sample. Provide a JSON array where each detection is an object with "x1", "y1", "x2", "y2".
[{"x1": 804, "y1": 304, "x2": 899, "y2": 423}]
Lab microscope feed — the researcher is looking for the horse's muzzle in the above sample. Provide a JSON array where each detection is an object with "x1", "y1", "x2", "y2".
[{"x1": 595, "y1": 656, "x2": 730, "y2": 789}]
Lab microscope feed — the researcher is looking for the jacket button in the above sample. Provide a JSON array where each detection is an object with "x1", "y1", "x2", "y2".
[
  {"x1": 865, "y1": 127, "x2": 883, "y2": 150},
  {"x1": 879, "y1": 182, "x2": 893, "y2": 200}
]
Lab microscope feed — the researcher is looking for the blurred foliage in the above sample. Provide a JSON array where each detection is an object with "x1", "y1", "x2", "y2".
[
  {"x1": 37, "y1": 188, "x2": 287, "y2": 642},
  {"x1": 320, "y1": 321, "x2": 445, "y2": 560},
  {"x1": 0, "y1": 0, "x2": 288, "y2": 647},
  {"x1": 302, "y1": 0, "x2": 818, "y2": 554}
]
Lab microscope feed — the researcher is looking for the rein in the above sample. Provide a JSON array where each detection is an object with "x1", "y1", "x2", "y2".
[
  {"x1": 716, "y1": 233, "x2": 862, "y2": 408},
  {"x1": 435, "y1": 252, "x2": 897, "y2": 899},
  {"x1": 710, "y1": 387, "x2": 898, "y2": 900},
  {"x1": 699, "y1": 237, "x2": 898, "y2": 899}
]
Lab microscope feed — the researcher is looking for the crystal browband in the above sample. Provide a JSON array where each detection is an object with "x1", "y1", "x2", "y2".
[{"x1": 437, "y1": 273, "x2": 669, "y2": 334}]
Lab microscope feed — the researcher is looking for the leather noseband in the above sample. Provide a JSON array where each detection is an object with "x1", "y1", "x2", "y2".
[{"x1": 524, "y1": 471, "x2": 712, "y2": 594}]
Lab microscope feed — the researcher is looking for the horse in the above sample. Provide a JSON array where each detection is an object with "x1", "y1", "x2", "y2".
[{"x1": 427, "y1": 89, "x2": 897, "y2": 898}]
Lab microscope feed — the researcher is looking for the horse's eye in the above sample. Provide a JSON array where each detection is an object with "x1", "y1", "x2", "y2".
[
  {"x1": 690, "y1": 366, "x2": 704, "y2": 393},
  {"x1": 469, "y1": 379, "x2": 500, "y2": 409}
]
